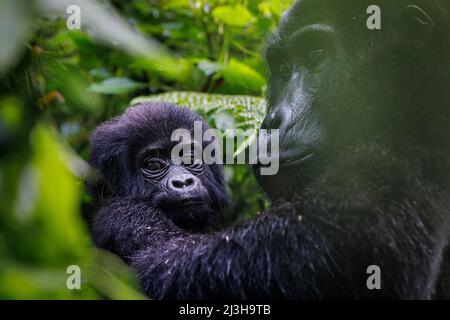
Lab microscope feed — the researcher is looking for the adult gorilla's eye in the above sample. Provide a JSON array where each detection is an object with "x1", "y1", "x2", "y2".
[
  {"x1": 306, "y1": 49, "x2": 326, "y2": 69},
  {"x1": 278, "y1": 62, "x2": 291, "y2": 79}
]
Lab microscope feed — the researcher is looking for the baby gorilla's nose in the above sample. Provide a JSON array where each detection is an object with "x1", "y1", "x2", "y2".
[{"x1": 168, "y1": 174, "x2": 199, "y2": 192}]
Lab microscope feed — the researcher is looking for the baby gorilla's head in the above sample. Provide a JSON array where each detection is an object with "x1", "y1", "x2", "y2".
[{"x1": 90, "y1": 102, "x2": 230, "y2": 232}]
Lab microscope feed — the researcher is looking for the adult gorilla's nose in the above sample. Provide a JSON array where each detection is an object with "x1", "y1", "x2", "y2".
[
  {"x1": 261, "y1": 107, "x2": 292, "y2": 133},
  {"x1": 168, "y1": 173, "x2": 199, "y2": 192},
  {"x1": 259, "y1": 103, "x2": 321, "y2": 166}
]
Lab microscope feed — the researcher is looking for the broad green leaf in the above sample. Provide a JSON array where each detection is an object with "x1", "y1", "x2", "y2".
[
  {"x1": 88, "y1": 77, "x2": 145, "y2": 95},
  {"x1": 132, "y1": 56, "x2": 193, "y2": 82},
  {"x1": 27, "y1": 125, "x2": 91, "y2": 263},
  {"x1": 212, "y1": 5, "x2": 254, "y2": 27},
  {"x1": 258, "y1": 0, "x2": 292, "y2": 18},
  {"x1": 221, "y1": 59, "x2": 266, "y2": 95}
]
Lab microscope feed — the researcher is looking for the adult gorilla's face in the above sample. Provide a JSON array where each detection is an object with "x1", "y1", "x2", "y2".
[{"x1": 255, "y1": 0, "x2": 450, "y2": 200}]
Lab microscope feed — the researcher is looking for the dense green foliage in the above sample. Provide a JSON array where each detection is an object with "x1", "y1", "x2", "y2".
[{"x1": 0, "y1": 0, "x2": 292, "y2": 298}]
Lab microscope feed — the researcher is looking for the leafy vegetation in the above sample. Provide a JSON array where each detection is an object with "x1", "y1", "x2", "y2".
[{"x1": 0, "y1": 0, "x2": 292, "y2": 299}]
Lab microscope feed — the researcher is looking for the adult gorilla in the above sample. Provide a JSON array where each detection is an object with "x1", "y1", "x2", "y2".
[{"x1": 94, "y1": 0, "x2": 450, "y2": 299}]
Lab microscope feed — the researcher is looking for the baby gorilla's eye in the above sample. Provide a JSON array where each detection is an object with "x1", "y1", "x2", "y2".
[
  {"x1": 182, "y1": 152, "x2": 203, "y2": 172},
  {"x1": 143, "y1": 158, "x2": 166, "y2": 172}
]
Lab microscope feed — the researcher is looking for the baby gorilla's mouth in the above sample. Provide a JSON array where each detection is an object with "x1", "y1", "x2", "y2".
[
  {"x1": 178, "y1": 197, "x2": 205, "y2": 205},
  {"x1": 157, "y1": 194, "x2": 208, "y2": 209},
  {"x1": 157, "y1": 194, "x2": 216, "y2": 232}
]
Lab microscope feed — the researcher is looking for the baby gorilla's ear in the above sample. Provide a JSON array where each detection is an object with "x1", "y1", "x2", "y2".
[{"x1": 89, "y1": 119, "x2": 130, "y2": 196}]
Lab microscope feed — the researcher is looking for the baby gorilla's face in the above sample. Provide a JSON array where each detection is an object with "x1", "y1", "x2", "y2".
[
  {"x1": 90, "y1": 103, "x2": 230, "y2": 232},
  {"x1": 138, "y1": 142, "x2": 217, "y2": 231}
]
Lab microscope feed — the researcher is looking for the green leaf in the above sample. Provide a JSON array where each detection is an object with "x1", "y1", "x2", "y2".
[
  {"x1": 0, "y1": 97, "x2": 23, "y2": 131},
  {"x1": 212, "y1": 5, "x2": 254, "y2": 27},
  {"x1": 27, "y1": 125, "x2": 91, "y2": 263},
  {"x1": 258, "y1": 0, "x2": 292, "y2": 18},
  {"x1": 132, "y1": 56, "x2": 193, "y2": 82},
  {"x1": 88, "y1": 77, "x2": 145, "y2": 95},
  {"x1": 221, "y1": 59, "x2": 266, "y2": 95}
]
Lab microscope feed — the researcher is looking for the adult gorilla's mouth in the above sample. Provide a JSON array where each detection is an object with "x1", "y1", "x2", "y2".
[
  {"x1": 279, "y1": 152, "x2": 315, "y2": 168},
  {"x1": 253, "y1": 148, "x2": 318, "y2": 200}
]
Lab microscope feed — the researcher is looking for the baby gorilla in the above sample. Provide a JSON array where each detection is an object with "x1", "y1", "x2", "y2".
[{"x1": 89, "y1": 102, "x2": 230, "y2": 258}]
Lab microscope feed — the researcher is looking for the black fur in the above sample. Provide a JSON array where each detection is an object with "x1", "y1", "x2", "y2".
[{"x1": 90, "y1": 0, "x2": 450, "y2": 299}]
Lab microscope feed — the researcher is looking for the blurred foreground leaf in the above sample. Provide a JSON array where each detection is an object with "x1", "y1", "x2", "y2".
[
  {"x1": 0, "y1": 0, "x2": 33, "y2": 73},
  {"x1": 37, "y1": 0, "x2": 167, "y2": 58},
  {"x1": 25, "y1": 125, "x2": 90, "y2": 262},
  {"x1": 0, "y1": 0, "x2": 180, "y2": 77},
  {"x1": 0, "y1": 125, "x2": 143, "y2": 299}
]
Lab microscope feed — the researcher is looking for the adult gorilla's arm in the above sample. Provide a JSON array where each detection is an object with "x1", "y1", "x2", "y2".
[
  {"x1": 92, "y1": 197, "x2": 185, "y2": 261},
  {"x1": 131, "y1": 202, "x2": 314, "y2": 299},
  {"x1": 97, "y1": 196, "x2": 442, "y2": 299},
  {"x1": 92, "y1": 197, "x2": 315, "y2": 299}
]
